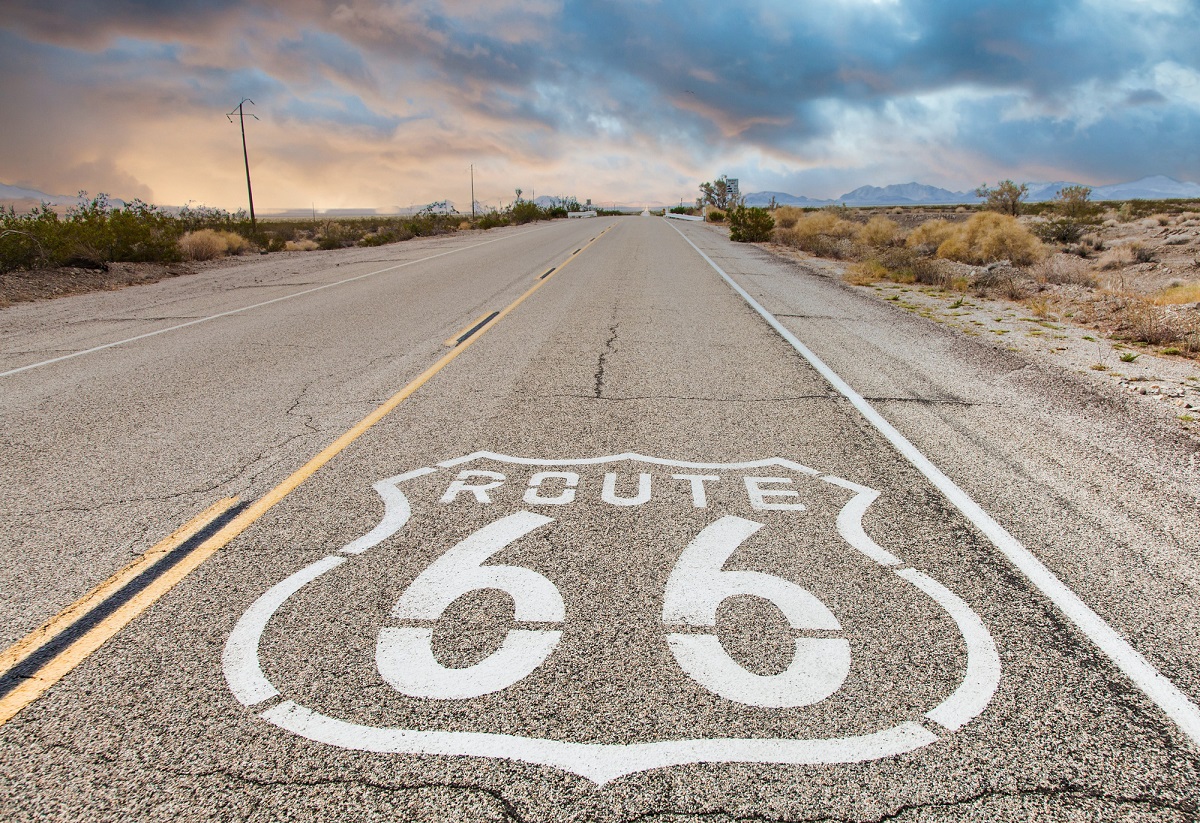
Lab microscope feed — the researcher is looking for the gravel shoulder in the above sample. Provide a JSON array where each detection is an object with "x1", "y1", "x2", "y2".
[{"x1": 763, "y1": 241, "x2": 1200, "y2": 439}]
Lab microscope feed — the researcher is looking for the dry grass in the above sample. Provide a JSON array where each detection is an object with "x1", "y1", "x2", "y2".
[
  {"x1": 855, "y1": 216, "x2": 902, "y2": 248},
  {"x1": 1025, "y1": 295, "x2": 1054, "y2": 319},
  {"x1": 285, "y1": 239, "x2": 320, "y2": 251},
  {"x1": 178, "y1": 229, "x2": 252, "y2": 260},
  {"x1": 774, "y1": 211, "x2": 860, "y2": 258},
  {"x1": 1030, "y1": 254, "x2": 1098, "y2": 287},
  {"x1": 845, "y1": 260, "x2": 889, "y2": 285},
  {"x1": 178, "y1": 229, "x2": 226, "y2": 261},
  {"x1": 217, "y1": 231, "x2": 250, "y2": 255},
  {"x1": 906, "y1": 219, "x2": 958, "y2": 254},
  {"x1": 772, "y1": 206, "x2": 806, "y2": 229},
  {"x1": 1155, "y1": 282, "x2": 1200, "y2": 305},
  {"x1": 1096, "y1": 244, "x2": 1136, "y2": 270},
  {"x1": 935, "y1": 212, "x2": 1046, "y2": 266}
]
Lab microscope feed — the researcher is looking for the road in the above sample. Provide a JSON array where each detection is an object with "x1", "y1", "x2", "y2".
[{"x1": 1, "y1": 215, "x2": 1198, "y2": 821}]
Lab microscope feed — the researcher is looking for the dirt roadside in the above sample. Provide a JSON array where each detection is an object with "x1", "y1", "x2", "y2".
[
  {"x1": 762, "y1": 240, "x2": 1200, "y2": 440},
  {"x1": 0, "y1": 255, "x2": 270, "y2": 307}
]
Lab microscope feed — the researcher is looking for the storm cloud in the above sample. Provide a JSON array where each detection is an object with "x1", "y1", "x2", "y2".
[{"x1": 2, "y1": 0, "x2": 1197, "y2": 209}]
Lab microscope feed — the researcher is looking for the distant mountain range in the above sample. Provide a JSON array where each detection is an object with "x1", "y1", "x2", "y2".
[
  {"x1": 5, "y1": 175, "x2": 1199, "y2": 215},
  {"x1": 744, "y1": 175, "x2": 1200, "y2": 207},
  {"x1": 0, "y1": 183, "x2": 129, "y2": 210}
]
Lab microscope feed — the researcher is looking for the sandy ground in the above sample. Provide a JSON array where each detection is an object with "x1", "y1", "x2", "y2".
[{"x1": 763, "y1": 241, "x2": 1200, "y2": 439}]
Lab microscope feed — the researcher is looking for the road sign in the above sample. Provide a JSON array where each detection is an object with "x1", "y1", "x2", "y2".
[{"x1": 224, "y1": 452, "x2": 999, "y2": 784}]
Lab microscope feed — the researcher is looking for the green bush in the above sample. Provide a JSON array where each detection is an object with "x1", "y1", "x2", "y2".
[
  {"x1": 510, "y1": 201, "x2": 544, "y2": 225},
  {"x1": 0, "y1": 193, "x2": 183, "y2": 271},
  {"x1": 1032, "y1": 218, "x2": 1085, "y2": 244},
  {"x1": 728, "y1": 206, "x2": 774, "y2": 242},
  {"x1": 476, "y1": 211, "x2": 510, "y2": 230}
]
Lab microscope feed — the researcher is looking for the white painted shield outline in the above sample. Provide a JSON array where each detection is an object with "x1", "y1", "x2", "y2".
[{"x1": 223, "y1": 452, "x2": 1000, "y2": 784}]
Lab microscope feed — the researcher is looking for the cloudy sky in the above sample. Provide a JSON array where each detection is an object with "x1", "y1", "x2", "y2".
[{"x1": 2, "y1": 0, "x2": 1199, "y2": 211}]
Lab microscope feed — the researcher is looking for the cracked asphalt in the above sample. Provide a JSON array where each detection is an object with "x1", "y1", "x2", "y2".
[{"x1": 1, "y1": 217, "x2": 1198, "y2": 821}]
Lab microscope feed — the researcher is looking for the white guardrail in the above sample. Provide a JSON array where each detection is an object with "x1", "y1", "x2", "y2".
[
  {"x1": 664, "y1": 212, "x2": 703, "y2": 221},
  {"x1": 567, "y1": 211, "x2": 598, "y2": 219}
]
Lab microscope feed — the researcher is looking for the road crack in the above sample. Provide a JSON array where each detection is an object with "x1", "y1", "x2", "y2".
[{"x1": 594, "y1": 323, "x2": 619, "y2": 398}]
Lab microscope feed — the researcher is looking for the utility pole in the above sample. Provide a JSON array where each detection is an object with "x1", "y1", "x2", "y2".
[
  {"x1": 227, "y1": 99, "x2": 259, "y2": 234},
  {"x1": 470, "y1": 164, "x2": 475, "y2": 218}
]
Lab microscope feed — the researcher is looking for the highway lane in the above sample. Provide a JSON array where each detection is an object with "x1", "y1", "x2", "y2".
[
  {"x1": 1, "y1": 216, "x2": 1198, "y2": 820},
  {"x1": 0, "y1": 219, "x2": 611, "y2": 647}
]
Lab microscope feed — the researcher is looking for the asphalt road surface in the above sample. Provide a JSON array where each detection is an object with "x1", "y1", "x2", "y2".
[{"x1": 2, "y1": 215, "x2": 1198, "y2": 821}]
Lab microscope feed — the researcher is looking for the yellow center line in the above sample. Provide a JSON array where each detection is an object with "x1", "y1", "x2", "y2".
[
  {"x1": 0, "y1": 497, "x2": 238, "y2": 724},
  {"x1": 443, "y1": 313, "x2": 495, "y2": 347},
  {"x1": 0, "y1": 222, "x2": 615, "y2": 725}
]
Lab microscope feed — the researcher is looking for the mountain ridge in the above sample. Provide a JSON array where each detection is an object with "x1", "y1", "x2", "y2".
[{"x1": 743, "y1": 175, "x2": 1200, "y2": 208}]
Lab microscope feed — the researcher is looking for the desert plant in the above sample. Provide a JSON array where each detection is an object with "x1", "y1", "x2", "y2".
[
  {"x1": 178, "y1": 229, "x2": 226, "y2": 260},
  {"x1": 1155, "y1": 282, "x2": 1200, "y2": 304},
  {"x1": 1131, "y1": 243, "x2": 1157, "y2": 264},
  {"x1": 1096, "y1": 245, "x2": 1135, "y2": 270},
  {"x1": 706, "y1": 209, "x2": 725, "y2": 223},
  {"x1": 870, "y1": 246, "x2": 947, "y2": 286},
  {"x1": 1032, "y1": 218, "x2": 1085, "y2": 244},
  {"x1": 855, "y1": 216, "x2": 902, "y2": 248},
  {"x1": 936, "y1": 212, "x2": 1046, "y2": 266},
  {"x1": 905, "y1": 219, "x2": 959, "y2": 254},
  {"x1": 728, "y1": 205, "x2": 774, "y2": 242},
  {"x1": 772, "y1": 206, "x2": 805, "y2": 229},
  {"x1": 698, "y1": 176, "x2": 736, "y2": 210},
  {"x1": 845, "y1": 260, "x2": 889, "y2": 285},
  {"x1": 1029, "y1": 255, "x2": 1098, "y2": 287},
  {"x1": 975, "y1": 180, "x2": 1028, "y2": 216}
]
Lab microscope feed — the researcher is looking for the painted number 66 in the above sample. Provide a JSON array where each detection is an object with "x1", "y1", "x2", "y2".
[{"x1": 376, "y1": 513, "x2": 850, "y2": 708}]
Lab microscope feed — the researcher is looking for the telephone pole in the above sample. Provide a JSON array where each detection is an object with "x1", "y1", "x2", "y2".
[
  {"x1": 227, "y1": 99, "x2": 259, "y2": 234},
  {"x1": 470, "y1": 164, "x2": 475, "y2": 218}
]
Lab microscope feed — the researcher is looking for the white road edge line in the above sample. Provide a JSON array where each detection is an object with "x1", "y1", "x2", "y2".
[
  {"x1": 666, "y1": 219, "x2": 1200, "y2": 748},
  {"x1": 1, "y1": 225, "x2": 552, "y2": 378}
]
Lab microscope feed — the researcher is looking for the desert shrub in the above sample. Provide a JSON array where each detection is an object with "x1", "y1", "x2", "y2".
[
  {"x1": 1030, "y1": 255, "x2": 1098, "y2": 287},
  {"x1": 1120, "y1": 302, "x2": 1193, "y2": 346},
  {"x1": 216, "y1": 230, "x2": 250, "y2": 255},
  {"x1": 855, "y1": 216, "x2": 902, "y2": 248},
  {"x1": 905, "y1": 219, "x2": 958, "y2": 254},
  {"x1": 774, "y1": 211, "x2": 861, "y2": 258},
  {"x1": 935, "y1": 212, "x2": 1045, "y2": 266},
  {"x1": 871, "y1": 246, "x2": 947, "y2": 286},
  {"x1": 476, "y1": 211, "x2": 509, "y2": 229},
  {"x1": 772, "y1": 206, "x2": 805, "y2": 229},
  {"x1": 707, "y1": 209, "x2": 725, "y2": 223},
  {"x1": 1132, "y1": 243, "x2": 1157, "y2": 263},
  {"x1": 178, "y1": 229, "x2": 226, "y2": 260},
  {"x1": 1096, "y1": 245, "x2": 1135, "y2": 270},
  {"x1": 285, "y1": 239, "x2": 319, "y2": 251},
  {"x1": 510, "y1": 201, "x2": 543, "y2": 225},
  {"x1": 975, "y1": 180, "x2": 1028, "y2": 216},
  {"x1": 845, "y1": 260, "x2": 889, "y2": 285},
  {"x1": 973, "y1": 264, "x2": 1033, "y2": 299},
  {"x1": 1032, "y1": 218, "x2": 1085, "y2": 244},
  {"x1": 1154, "y1": 282, "x2": 1200, "y2": 305},
  {"x1": 728, "y1": 206, "x2": 774, "y2": 242}
]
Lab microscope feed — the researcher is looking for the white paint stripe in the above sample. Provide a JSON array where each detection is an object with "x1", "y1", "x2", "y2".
[
  {"x1": 1, "y1": 227, "x2": 549, "y2": 378},
  {"x1": 261, "y1": 700, "x2": 937, "y2": 785},
  {"x1": 340, "y1": 467, "x2": 433, "y2": 555},
  {"x1": 822, "y1": 476, "x2": 901, "y2": 566},
  {"x1": 223, "y1": 555, "x2": 345, "y2": 706},
  {"x1": 667, "y1": 219, "x2": 1200, "y2": 748},
  {"x1": 437, "y1": 450, "x2": 819, "y2": 475},
  {"x1": 897, "y1": 568, "x2": 1001, "y2": 731}
]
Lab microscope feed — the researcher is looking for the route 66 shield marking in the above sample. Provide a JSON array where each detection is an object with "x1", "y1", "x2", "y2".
[{"x1": 223, "y1": 452, "x2": 1000, "y2": 784}]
